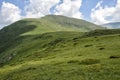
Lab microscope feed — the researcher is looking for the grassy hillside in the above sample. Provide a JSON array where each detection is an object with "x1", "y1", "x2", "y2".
[
  {"x1": 0, "y1": 31, "x2": 120, "y2": 80},
  {"x1": 0, "y1": 15, "x2": 119, "y2": 80}
]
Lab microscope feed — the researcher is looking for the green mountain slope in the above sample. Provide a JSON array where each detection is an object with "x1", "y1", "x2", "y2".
[
  {"x1": 0, "y1": 15, "x2": 104, "y2": 53},
  {"x1": 0, "y1": 15, "x2": 120, "y2": 80},
  {"x1": 1, "y1": 15, "x2": 104, "y2": 36}
]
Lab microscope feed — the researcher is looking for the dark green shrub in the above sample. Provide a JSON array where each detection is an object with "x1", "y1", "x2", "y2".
[
  {"x1": 67, "y1": 60, "x2": 80, "y2": 64},
  {"x1": 73, "y1": 37, "x2": 79, "y2": 41},
  {"x1": 109, "y1": 55, "x2": 120, "y2": 59},
  {"x1": 80, "y1": 58, "x2": 100, "y2": 65},
  {"x1": 26, "y1": 67, "x2": 37, "y2": 71},
  {"x1": 84, "y1": 44, "x2": 93, "y2": 47},
  {"x1": 73, "y1": 42, "x2": 77, "y2": 46},
  {"x1": 99, "y1": 47, "x2": 105, "y2": 50},
  {"x1": 78, "y1": 54, "x2": 82, "y2": 56},
  {"x1": 0, "y1": 62, "x2": 4, "y2": 67},
  {"x1": 94, "y1": 36, "x2": 98, "y2": 38}
]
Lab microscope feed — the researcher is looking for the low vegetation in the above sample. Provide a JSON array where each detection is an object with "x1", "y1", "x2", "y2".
[{"x1": 0, "y1": 15, "x2": 120, "y2": 80}]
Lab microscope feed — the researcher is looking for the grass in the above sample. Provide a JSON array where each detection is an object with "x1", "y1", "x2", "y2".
[
  {"x1": 0, "y1": 15, "x2": 119, "y2": 80},
  {"x1": 0, "y1": 31, "x2": 120, "y2": 80}
]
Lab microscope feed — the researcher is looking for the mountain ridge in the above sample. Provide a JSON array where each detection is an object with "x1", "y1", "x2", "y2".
[{"x1": 1, "y1": 15, "x2": 105, "y2": 35}]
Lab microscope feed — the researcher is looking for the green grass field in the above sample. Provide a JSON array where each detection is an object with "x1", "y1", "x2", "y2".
[{"x1": 0, "y1": 15, "x2": 119, "y2": 80}]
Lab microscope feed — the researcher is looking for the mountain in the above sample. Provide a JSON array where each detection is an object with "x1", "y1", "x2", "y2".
[
  {"x1": 0, "y1": 15, "x2": 104, "y2": 45},
  {"x1": 0, "y1": 15, "x2": 120, "y2": 80},
  {"x1": 103, "y1": 22, "x2": 120, "y2": 29},
  {"x1": 1, "y1": 15, "x2": 104, "y2": 35}
]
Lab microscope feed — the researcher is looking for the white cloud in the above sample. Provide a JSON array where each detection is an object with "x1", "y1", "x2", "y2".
[
  {"x1": 0, "y1": 0, "x2": 83, "y2": 29},
  {"x1": 91, "y1": 0, "x2": 120, "y2": 24},
  {"x1": 25, "y1": 0, "x2": 60, "y2": 18},
  {"x1": 0, "y1": 2, "x2": 22, "y2": 29},
  {"x1": 25, "y1": 0, "x2": 83, "y2": 19},
  {"x1": 54, "y1": 0, "x2": 83, "y2": 19}
]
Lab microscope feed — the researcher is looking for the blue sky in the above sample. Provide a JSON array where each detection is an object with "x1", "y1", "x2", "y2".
[
  {"x1": 0, "y1": 0, "x2": 26, "y2": 9},
  {"x1": 0, "y1": 0, "x2": 119, "y2": 28}
]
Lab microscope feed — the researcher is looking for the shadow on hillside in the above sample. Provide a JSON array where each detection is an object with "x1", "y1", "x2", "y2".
[
  {"x1": 0, "y1": 21, "x2": 37, "y2": 53},
  {"x1": 0, "y1": 21, "x2": 37, "y2": 43}
]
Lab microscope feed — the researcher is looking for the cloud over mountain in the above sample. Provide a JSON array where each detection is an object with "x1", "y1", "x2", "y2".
[
  {"x1": 0, "y1": 0, "x2": 120, "y2": 28},
  {"x1": 25, "y1": 0, "x2": 60, "y2": 18},
  {"x1": 54, "y1": 0, "x2": 83, "y2": 19},
  {"x1": 0, "y1": 0, "x2": 83, "y2": 28},
  {"x1": 91, "y1": 0, "x2": 120, "y2": 24}
]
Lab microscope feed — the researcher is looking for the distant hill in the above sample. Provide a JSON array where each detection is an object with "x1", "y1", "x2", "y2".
[{"x1": 102, "y1": 22, "x2": 120, "y2": 29}]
